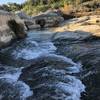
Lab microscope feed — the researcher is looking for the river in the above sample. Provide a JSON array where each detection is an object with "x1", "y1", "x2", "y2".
[{"x1": 0, "y1": 30, "x2": 85, "y2": 100}]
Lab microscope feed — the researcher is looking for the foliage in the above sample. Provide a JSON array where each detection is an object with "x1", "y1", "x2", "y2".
[
  {"x1": 22, "y1": 0, "x2": 86, "y2": 15},
  {"x1": 1, "y1": 0, "x2": 99, "y2": 15},
  {"x1": 2, "y1": 3, "x2": 22, "y2": 12}
]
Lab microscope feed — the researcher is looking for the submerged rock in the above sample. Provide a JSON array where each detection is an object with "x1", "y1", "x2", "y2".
[{"x1": 20, "y1": 54, "x2": 84, "y2": 100}]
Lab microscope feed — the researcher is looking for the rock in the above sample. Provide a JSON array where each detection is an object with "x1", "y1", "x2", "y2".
[
  {"x1": 0, "y1": 67, "x2": 5, "y2": 71},
  {"x1": 7, "y1": 19, "x2": 27, "y2": 39},
  {"x1": 16, "y1": 11, "x2": 64, "y2": 30},
  {"x1": 15, "y1": 11, "x2": 31, "y2": 20},
  {"x1": 0, "y1": 25, "x2": 15, "y2": 48},
  {"x1": 52, "y1": 31, "x2": 91, "y2": 41},
  {"x1": 0, "y1": 10, "x2": 26, "y2": 48},
  {"x1": 19, "y1": 54, "x2": 81, "y2": 100},
  {"x1": 25, "y1": 12, "x2": 64, "y2": 29},
  {"x1": 53, "y1": 31, "x2": 100, "y2": 100},
  {"x1": 15, "y1": 11, "x2": 36, "y2": 30},
  {"x1": 32, "y1": 12, "x2": 64, "y2": 28},
  {"x1": 81, "y1": 72, "x2": 100, "y2": 100},
  {"x1": 51, "y1": 16, "x2": 100, "y2": 100},
  {"x1": 0, "y1": 66, "x2": 33, "y2": 100},
  {"x1": 52, "y1": 15, "x2": 100, "y2": 37},
  {"x1": 36, "y1": 19, "x2": 46, "y2": 29}
]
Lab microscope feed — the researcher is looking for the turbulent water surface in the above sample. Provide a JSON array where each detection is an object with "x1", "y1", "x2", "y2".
[{"x1": 0, "y1": 30, "x2": 85, "y2": 100}]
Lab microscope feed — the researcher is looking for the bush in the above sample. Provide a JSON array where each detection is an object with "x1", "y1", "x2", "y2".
[
  {"x1": 35, "y1": 5, "x2": 50, "y2": 13},
  {"x1": 22, "y1": 0, "x2": 100, "y2": 15}
]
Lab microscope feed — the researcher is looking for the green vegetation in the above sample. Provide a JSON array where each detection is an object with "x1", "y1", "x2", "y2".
[
  {"x1": 22, "y1": 0, "x2": 65, "y2": 15},
  {"x1": 1, "y1": 0, "x2": 100, "y2": 15},
  {"x1": 1, "y1": 3, "x2": 22, "y2": 12},
  {"x1": 22, "y1": 0, "x2": 100, "y2": 15}
]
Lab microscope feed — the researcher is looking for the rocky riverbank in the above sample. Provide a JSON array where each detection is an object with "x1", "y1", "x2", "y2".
[
  {"x1": 50, "y1": 15, "x2": 100, "y2": 100},
  {"x1": 0, "y1": 9, "x2": 100, "y2": 100},
  {"x1": 16, "y1": 11, "x2": 64, "y2": 30},
  {"x1": 51, "y1": 15, "x2": 100, "y2": 36}
]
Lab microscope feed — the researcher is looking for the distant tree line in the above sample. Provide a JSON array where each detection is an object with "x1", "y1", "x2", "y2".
[
  {"x1": 0, "y1": 0, "x2": 99, "y2": 15},
  {"x1": 1, "y1": 3, "x2": 22, "y2": 12}
]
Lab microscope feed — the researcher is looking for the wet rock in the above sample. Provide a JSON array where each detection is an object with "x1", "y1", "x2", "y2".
[
  {"x1": 0, "y1": 79, "x2": 21, "y2": 100},
  {"x1": 20, "y1": 54, "x2": 84, "y2": 100},
  {"x1": 53, "y1": 31, "x2": 100, "y2": 100},
  {"x1": 0, "y1": 65, "x2": 33, "y2": 100},
  {"x1": 0, "y1": 67, "x2": 5, "y2": 71},
  {"x1": 52, "y1": 31, "x2": 91, "y2": 41},
  {"x1": 0, "y1": 29, "x2": 85, "y2": 100},
  {"x1": 81, "y1": 72, "x2": 100, "y2": 100}
]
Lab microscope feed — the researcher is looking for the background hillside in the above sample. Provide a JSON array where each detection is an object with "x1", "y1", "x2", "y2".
[{"x1": 0, "y1": 0, "x2": 100, "y2": 16}]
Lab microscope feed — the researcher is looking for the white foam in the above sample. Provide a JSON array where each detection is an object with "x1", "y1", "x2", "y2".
[
  {"x1": 0, "y1": 68, "x2": 33, "y2": 99},
  {"x1": 42, "y1": 54, "x2": 77, "y2": 66},
  {"x1": 12, "y1": 42, "x2": 57, "y2": 60},
  {"x1": 56, "y1": 76, "x2": 85, "y2": 100},
  {"x1": 39, "y1": 42, "x2": 57, "y2": 52},
  {"x1": 15, "y1": 49, "x2": 43, "y2": 60},
  {"x1": 0, "y1": 68, "x2": 22, "y2": 82},
  {"x1": 0, "y1": 95, "x2": 3, "y2": 100},
  {"x1": 66, "y1": 63, "x2": 82, "y2": 74},
  {"x1": 15, "y1": 81, "x2": 33, "y2": 99},
  {"x1": 30, "y1": 41, "x2": 39, "y2": 47}
]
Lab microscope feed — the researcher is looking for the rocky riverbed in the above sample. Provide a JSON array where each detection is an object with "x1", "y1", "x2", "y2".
[
  {"x1": 0, "y1": 30, "x2": 85, "y2": 100},
  {"x1": 0, "y1": 14, "x2": 100, "y2": 100}
]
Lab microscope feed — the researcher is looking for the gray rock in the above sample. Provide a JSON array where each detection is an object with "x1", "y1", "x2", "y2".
[
  {"x1": 0, "y1": 10, "x2": 26, "y2": 48},
  {"x1": 15, "y1": 11, "x2": 31, "y2": 20}
]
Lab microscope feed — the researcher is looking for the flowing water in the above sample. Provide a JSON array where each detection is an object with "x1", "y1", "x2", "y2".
[{"x1": 0, "y1": 30, "x2": 85, "y2": 100}]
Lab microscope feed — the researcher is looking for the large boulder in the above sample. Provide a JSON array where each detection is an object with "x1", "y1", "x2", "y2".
[
  {"x1": 32, "y1": 12, "x2": 64, "y2": 28},
  {"x1": 0, "y1": 25, "x2": 15, "y2": 48},
  {"x1": 7, "y1": 19, "x2": 27, "y2": 39},
  {"x1": 15, "y1": 11, "x2": 31, "y2": 20},
  {"x1": 15, "y1": 11, "x2": 35, "y2": 30},
  {"x1": 16, "y1": 11, "x2": 64, "y2": 30},
  {"x1": 0, "y1": 10, "x2": 26, "y2": 48}
]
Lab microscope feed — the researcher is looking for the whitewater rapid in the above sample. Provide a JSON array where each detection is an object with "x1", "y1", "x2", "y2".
[{"x1": 0, "y1": 30, "x2": 85, "y2": 100}]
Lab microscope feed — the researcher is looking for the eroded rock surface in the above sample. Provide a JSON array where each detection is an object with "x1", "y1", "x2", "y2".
[
  {"x1": 0, "y1": 10, "x2": 26, "y2": 48},
  {"x1": 53, "y1": 31, "x2": 100, "y2": 100},
  {"x1": 16, "y1": 11, "x2": 64, "y2": 30}
]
